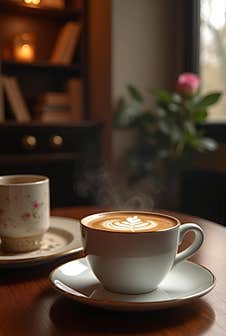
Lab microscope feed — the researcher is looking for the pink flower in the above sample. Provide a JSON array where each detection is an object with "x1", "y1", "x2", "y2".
[
  {"x1": 176, "y1": 73, "x2": 200, "y2": 96},
  {"x1": 32, "y1": 201, "x2": 39, "y2": 209},
  {"x1": 21, "y1": 212, "x2": 31, "y2": 221}
]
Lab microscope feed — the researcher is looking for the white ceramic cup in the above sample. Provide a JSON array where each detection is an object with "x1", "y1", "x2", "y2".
[
  {"x1": 0, "y1": 175, "x2": 50, "y2": 253},
  {"x1": 80, "y1": 211, "x2": 204, "y2": 294}
]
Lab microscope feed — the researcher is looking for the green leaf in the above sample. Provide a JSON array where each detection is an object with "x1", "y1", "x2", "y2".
[
  {"x1": 196, "y1": 92, "x2": 222, "y2": 108},
  {"x1": 132, "y1": 111, "x2": 155, "y2": 128},
  {"x1": 158, "y1": 120, "x2": 171, "y2": 134},
  {"x1": 168, "y1": 103, "x2": 179, "y2": 113},
  {"x1": 197, "y1": 137, "x2": 218, "y2": 151},
  {"x1": 151, "y1": 89, "x2": 172, "y2": 105},
  {"x1": 127, "y1": 85, "x2": 144, "y2": 103},
  {"x1": 115, "y1": 106, "x2": 142, "y2": 127},
  {"x1": 172, "y1": 93, "x2": 182, "y2": 103},
  {"x1": 113, "y1": 98, "x2": 143, "y2": 128},
  {"x1": 193, "y1": 108, "x2": 208, "y2": 122},
  {"x1": 170, "y1": 125, "x2": 182, "y2": 143},
  {"x1": 156, "y1": 107, "x2": 167, "y2": 117},
  {"x1": 113, "y1": 98, "x2": 127, "y2": 127},
  {"x1": 184, "y1": 120, "x2": 196, "y2": 135}
]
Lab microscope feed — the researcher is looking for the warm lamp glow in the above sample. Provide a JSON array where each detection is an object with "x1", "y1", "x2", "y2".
[
  {"x1": 23, "y1": 0, "x2": 41, "y2": 4},
  {"x1": 19, "y1": 44, "x2": 34, "y2": 60},
  {"x1": 13, "y1": 33, "x2": 35, "y2": 63}
]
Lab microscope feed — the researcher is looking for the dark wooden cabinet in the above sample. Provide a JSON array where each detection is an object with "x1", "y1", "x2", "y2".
[{"x1": 0, "y1": 122, "x2": 103, "y2": 207}]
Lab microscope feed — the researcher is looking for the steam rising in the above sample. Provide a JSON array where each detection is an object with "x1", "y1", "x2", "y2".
[{"x1": 75, "y1": 166, "x2": 159, "y2": 210}]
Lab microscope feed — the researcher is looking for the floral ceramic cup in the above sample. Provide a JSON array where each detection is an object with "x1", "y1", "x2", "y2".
[{"x1": 0, "y1": 175, "x2": 50, "y2": 253}]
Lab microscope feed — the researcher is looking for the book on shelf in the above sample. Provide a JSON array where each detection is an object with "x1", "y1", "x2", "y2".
[
  {"x1": 36, "y1": 92, "x2": 71, "y2": 123},
  {"x1": 67, "y1": 78, "x2": 83, "y2": 122},
  {"x1": 36, "y1": 81, "x2": 84, "y2": 123},
  {"x1": 50, "y1": 22, "x2": 82, "y2": 65},
  {"x1": 2, "y1": 76, "x2": 31, "y2": 122},
  {"x1": 41, "y1": 110, "x2": 72, "y2": 123},
  {"x1": 39, "y1": 92, "x2": 69, "y2": 106}
]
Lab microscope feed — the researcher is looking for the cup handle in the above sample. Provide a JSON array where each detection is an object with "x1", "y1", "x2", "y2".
[{"x1": 174, "y1": 223, "x2": 204, "y2": 266}]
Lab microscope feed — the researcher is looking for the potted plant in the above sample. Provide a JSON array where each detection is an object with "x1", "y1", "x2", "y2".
[{"x1": 114, "y1": 73, "x2": 222, "y2": 209}]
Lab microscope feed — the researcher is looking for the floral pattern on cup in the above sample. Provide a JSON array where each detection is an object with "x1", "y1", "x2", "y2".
[{"x1": 1, "y1": 199, "x2": 45, "y2": 225}]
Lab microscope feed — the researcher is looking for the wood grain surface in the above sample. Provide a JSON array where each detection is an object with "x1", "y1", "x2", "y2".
[{"x1": 0, "y1": 206, "x2": 225, "y2": 336}]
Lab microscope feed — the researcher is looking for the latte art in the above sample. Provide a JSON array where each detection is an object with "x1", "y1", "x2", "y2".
[
  {"x1": 83, "y1": 212, "x2": 177, "y2": 232},
  {"x1": 103, "y1": 215, "x2": 157, "y2": 232}
]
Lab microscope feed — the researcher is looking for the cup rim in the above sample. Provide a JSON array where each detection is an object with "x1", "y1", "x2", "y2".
[
  {"x1": 0, "y1": 175, "x2": 49, "y2": 186},
  {"x1": 81, "y1": 210, "x2": 180, "y2": 234}
]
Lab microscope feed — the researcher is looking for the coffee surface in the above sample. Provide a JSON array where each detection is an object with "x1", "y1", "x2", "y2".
[{"x1": 84, "y1": 213, "x2": 177, "y2": 232}]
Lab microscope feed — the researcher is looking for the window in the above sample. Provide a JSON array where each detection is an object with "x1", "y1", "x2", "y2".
[{"x1": 200, "y1": 0, "x2": 226, "y2": 121}]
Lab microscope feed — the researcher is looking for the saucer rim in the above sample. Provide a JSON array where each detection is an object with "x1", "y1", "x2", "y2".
[
  {"x1": 0, "y1": 216, "x2": 83, "y2": 266},
  {"x1": 49, "y1": 257, "x2": 216, "y2": 311}
]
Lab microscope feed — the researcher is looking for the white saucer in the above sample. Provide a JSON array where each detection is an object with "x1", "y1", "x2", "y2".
[
  {"x1": 0, "y1": 216, "x2": 83, "y2": 267},
  {"x1": 50, "y1": 257, "x2": 215, "y2": 311}
]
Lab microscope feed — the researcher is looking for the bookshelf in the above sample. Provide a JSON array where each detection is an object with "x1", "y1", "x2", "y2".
[
  {"x1": 0, "y1": 0, "x2": 111, "y2": 123},
  {"x1": 0, "y1": 0, "x2": 111, "y2": 206},
  {"x1": 0, "y1": 0, "x2": 85, "y2": 121},
  {"x1": 2, "y1": 60, "x2": 81, "y2": 76},
  {"x1": 0, "y1": 1, "x2": 82, "y2": 20}
]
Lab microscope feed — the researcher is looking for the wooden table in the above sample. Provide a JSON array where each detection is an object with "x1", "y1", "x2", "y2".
[{"x1": 0, "y1": 206, "x2": 225, "y2": 336}]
